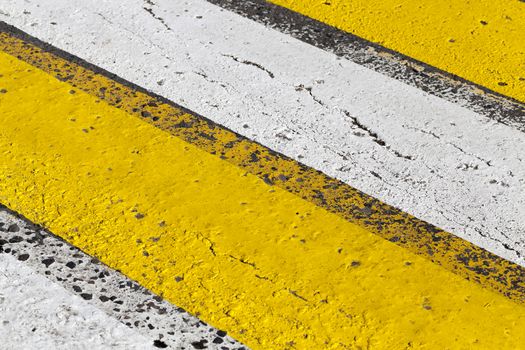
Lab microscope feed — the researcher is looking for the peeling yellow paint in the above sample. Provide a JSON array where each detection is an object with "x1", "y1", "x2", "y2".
[
  {"x1": 1, "y1": 50, "x2": 525, "y2": 349},
  {"x1": 269, "y1": 0, "x2": 525, "y2": 103}
]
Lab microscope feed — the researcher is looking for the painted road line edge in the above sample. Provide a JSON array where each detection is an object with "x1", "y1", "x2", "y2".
[
  {"x1": 265, "y1": 0, "x2": 525, "y2": 104},
  {"x1": 1, "y1": 1, "x2": 524, "y2": 268},
  {"x1": 0, "y1": 22, "x2": 523, "y2": 304},
  {"x1": 0, "y1": 205, "x2": 246, "y2": 349},
  {"x1": 1, "y1": 27, "x2": 525, "y2": 349},
  {"x1": 207, "y1": 0, "x2": 525, "y2": 130}
]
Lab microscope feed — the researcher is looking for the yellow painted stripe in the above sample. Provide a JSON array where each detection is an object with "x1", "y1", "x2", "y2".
[
  {"x1": 2, "y1": 27, "x2": 523, "y2": 306},
  {"x1": 1, "y1": 48, "x2": 525, "y2": 349},
  {"x1": 268, "y1": 0, "x2": 525, "y2": 103}
]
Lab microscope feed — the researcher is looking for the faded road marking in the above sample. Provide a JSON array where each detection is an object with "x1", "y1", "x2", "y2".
[
  {"x1": 0, "y1": 27, "x2": 525, "y2": 349},
  {"x1": 208, "y1": 0, "x2": 525, "y2": 129},
  {"x1": 1, "y1": 1, "x2": 524, "y2": 267},
  {"x1": 0, "y1": 255, "x2": 153, "y2": 349},
  {"x1": 268, "y1": 0, "x2": 525, "y2": 103},
  {"x1": 1, "y1": 21, "x2": 524, "y2": 293}
]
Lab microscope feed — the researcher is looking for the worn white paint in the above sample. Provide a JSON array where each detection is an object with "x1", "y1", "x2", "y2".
[
  {"x1": 0, "y1": 0, "x2": 524, "y2": 266},
  {"x1": 0, "y1": 253, "x2": 153, "y2": 350}
]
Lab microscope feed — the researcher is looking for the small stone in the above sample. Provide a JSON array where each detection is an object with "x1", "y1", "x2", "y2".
[
  {"x1": 7, "y1": 224, "x2": 19, "y2": 232},
  {"x1": 191, "y1": 339, "x2": 208, "y2": 349},
  {"x1": 153, "y1": 340, "x2": 168, "y2": 348},
  {"x1": 80, "y1": 293, "x2": 92, "y2": 300},
  {"x1": 17, "y1": 254, "x2": 30, "y2": 261},
  {"x1": 8, "y1": 236, "x2": 23, "y2": 243},
  {"x1": 42, "y1": 258, "x2": 55, "y2": 267}
]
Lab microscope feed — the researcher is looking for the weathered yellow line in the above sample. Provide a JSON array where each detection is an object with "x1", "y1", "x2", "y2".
[
  {"x1": 1, "y1": 25, "x2": 523, "y2": 305},
  {"x1": 1, "y1": 27, "x2": 525, "y2": 348},
  {"x1": 269, "y1": 0, "x2": 525, "y2": 104}
]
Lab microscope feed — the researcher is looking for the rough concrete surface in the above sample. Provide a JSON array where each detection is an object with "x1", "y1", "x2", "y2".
[
  {"x1": 0, "y1": 208, "x2": 246, "y2": 349},
  {"x1": 0, "y1": 255, "x2": 153, "y2": 350}
]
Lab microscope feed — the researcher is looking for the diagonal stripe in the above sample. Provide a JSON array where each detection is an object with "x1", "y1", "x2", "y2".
[
  {"x1": 1, "y1": 1, "x2": 523, "y2": 266},
  {"x1": 207, "y1": 0, "x2": 525, "y2": 131},
  {"x1": 0, "y1": 206, "x2": 245, "y2": 349},
  {"x1": 267, "y1": 0, "x2": 525, "y2": 103},
  {"x1": 0, "y1": 24, "x2": 525, "y2": 349},
  {"x1": 1, "y1": 22, "x2": 523, "y2": 302}
]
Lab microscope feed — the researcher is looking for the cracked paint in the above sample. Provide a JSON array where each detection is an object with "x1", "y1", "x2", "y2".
[
  {"x1": 222, "y1": 54, "x2": 275, "y2": 79},
  {"x1": 0, "y1": 3, "x2": 525, "y2": 348},
  {"x1": 266, "y1": 0, "x2": 525, "y2": 104},
  {"x1": 1, "y1": 1, "x2": 523, "y2": 267},
  {"x1": 0, "y1": 24, "x2": 523, "y2": 306},
  {"x1": 207, "y1": 0, "x2": 525, "y2": 129},
  {"x1": 143, "y1": 0, "x2": 173, "y2": 32}
]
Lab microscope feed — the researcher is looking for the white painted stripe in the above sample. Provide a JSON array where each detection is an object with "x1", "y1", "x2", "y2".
[
  {"x1": 0, "y1": 253, "x2": 152, "y2": 349},
  {"x1": 1, "y1": 0, "x2": 524, "y2": 266}
]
